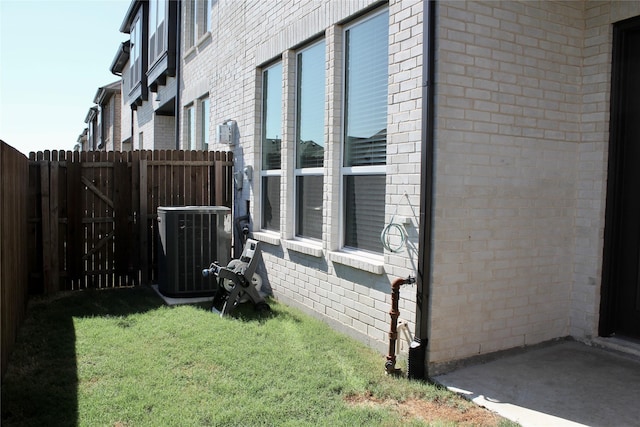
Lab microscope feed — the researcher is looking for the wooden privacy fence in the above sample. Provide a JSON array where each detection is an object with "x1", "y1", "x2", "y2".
[
  {"x1": 28, "y1": 149, "x2": 233, "y2": 293},
  {"x1": 1, "y1": 141, "x2": 29, "y2": 379}
]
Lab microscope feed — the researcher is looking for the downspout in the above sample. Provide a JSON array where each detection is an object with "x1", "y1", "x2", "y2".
[
  {"x1": 174, "y1": 0, "x2": 182, "y2": 150},
  {"x1": 408, "y1": 0, "x2": 436, "y2": 381}
]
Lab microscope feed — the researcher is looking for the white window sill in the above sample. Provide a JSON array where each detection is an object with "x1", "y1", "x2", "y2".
[
  {"x1": 252, "y1": 231, "x2": 281, "y2": 246},
  {"x1": 183, "y1": 32, "x2": 211, "y2": 60},
  {"x1": 197, "y1": 31, "x2": 212, "y2": 49},
  {"x1": 184, "y1": 45, "x2": 197, "y2": 60},
  {"x1": 327, "y1": 250, "x2": 385, "y2": 275},
  {"x1": 282, "y1": 239, "x2": 323, "y2": 257}
]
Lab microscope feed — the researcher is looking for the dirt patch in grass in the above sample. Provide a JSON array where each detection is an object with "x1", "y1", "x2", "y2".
[{"x1": 346, "y1": 392, "x2": 504, "y2": 426}]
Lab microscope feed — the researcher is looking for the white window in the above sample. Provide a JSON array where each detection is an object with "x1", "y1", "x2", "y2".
[
  {"x1": 149, "y1": 0, "x2": 167, "y2": 65},
  {"x1": 188, "y1": 0, "x2": 210, "y2": 49},
  {"x1": 200, "y1": 97, "x2": 210, "y2": 151},
  {"x1": 261, "y1": 62, "x2": 282, "y2": 232},
  {"x1": 295, "y1": 41, "x2": 325, "y2": 240},
  {"x1": 185, "y1": 97, "x2": 209, "y2": 151},
  {"x1": 342, "y1": 10, "x2": 389, "y2": 253},
  {"x1": 185, "y1": 104, "x2": 196, "y2": 150},
  {"x1": 129, "y1": 11, "x2": 143, "y2": 92}
]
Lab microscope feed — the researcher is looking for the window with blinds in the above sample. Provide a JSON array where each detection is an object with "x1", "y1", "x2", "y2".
[
  {"x1": 261, "y1": 62, "x2": 282, "y2": 232},
  {"x1": 295, "y1": 41, "x2": 325, "y2": 240},
  {"x1": 342, "y1": 10, "x2": 388, "y2": 253},
  {"x1": 149, "y1": 0, "x2": 166, "y2": 66},
  {"x1": 129, "y1": 12, "x2": 142, "y2": 93}
]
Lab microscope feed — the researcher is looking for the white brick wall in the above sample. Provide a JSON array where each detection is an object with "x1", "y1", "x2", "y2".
[
  {"x1": 131, "y1": 76, "x2": 177, "y2": 150},
  {"x1": 430, "y1": 1, "x2": 640, "y2": 369},
  {"x1": 570, "y1": 1, "x2": 640, "y2": 339},
  {"x1": 177, "y1": 0, "x2": 640, "y2": 370},
  {"x1": 180, "y1": 0, "x2": 423, "y2": 355}
]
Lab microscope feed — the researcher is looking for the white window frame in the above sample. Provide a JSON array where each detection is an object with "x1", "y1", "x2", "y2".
[
  {"x1": 294, "y1": 40, "x2": 325, "y2": 242},
  {"x1": 188, "y1": 0, "x2": 211, "y2": 49},
  {"x1": 339, "y1": 9, "x2": 389, "y2": 254},
  {"x1": 199, "y1": 96, "x2": 210, "y2": 151},
  {"x1": 129, "y1": 11, "x2": 143, "y2": 93},
  {"x1": 260, "y1": 61, "x2": 283, "y2": 233},
  {"x1": 185, "y1": 104, "x2": 196, "y2": 150},
  {"x1": 149, "y1": 0, "x2": 167, "y2": 65}
]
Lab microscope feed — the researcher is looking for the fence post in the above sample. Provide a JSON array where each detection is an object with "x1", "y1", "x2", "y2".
[
  {"x1": 40, "y1": 151, "x2": 54, "y2": 294},
  {"x1": 50, "y1": 151, "x2": 60, "y2": 293},
  {"x1": 131, "y1": 150, "x2": 140, "y2": 285},
  {"x1": 66, "y1": 151, "x2": 82, "y2": 288},
  {"x1": 139, "y1": 154, "x2": 148, "y2": 285},
  {"x1": 113, "y1": 151, "x2": 131, "y2": 280}
]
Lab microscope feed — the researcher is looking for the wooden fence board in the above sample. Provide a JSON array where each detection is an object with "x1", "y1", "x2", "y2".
[
  {"x1": 67, "y1": 151, "x2": 82, "y2": 287},
  {"x1": 113, "y1": 152, "x2": 130, "y2": 280},
  {"x1": 131, "y1": 150, "x2": 141, "y2": 285},
  {"x1": 50, "y1": 159, "x2": 60, "y2": 293},
  {"x1": 40, "y1": 159, "x2": 53, "y2": 293},
  {"x1": 139, "y1": 155, "x2": 149, "y2": 287},
  {"x1": 1, "y1": 141, "x2": 29, "y2": 379}
]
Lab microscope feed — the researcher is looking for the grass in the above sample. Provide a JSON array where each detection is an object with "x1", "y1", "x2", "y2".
[{"x1": 2, "y1": 286, "x2": 518, "y2": 427}]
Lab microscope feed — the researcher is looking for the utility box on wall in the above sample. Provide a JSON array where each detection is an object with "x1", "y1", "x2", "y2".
[{"x1": 157, "y1": 206, "x2": 231, "y2": 297}]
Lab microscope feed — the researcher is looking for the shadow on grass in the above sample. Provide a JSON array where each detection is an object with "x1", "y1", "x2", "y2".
[
  {"x1": 193, "y1": 296, "x2": 303, "y2": 325},
  {"x1": 1, "y1": 286, "x2": 165, "y2": 427}
]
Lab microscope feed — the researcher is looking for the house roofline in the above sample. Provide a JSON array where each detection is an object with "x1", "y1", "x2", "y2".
[
  {"x1": 77, "y1": 128, "x2": 88, "y2": 143},
  {"x1": 84, "y1": 106, "x2": 98, "y2": 123},
  {"x1": 93, "y1": 81, "x2": 121, "y2": 105},
  {"x1": 110, "y1": 41, "x2": 130, "y2": 76},
  {"x1": 120, "y1": 0, "x2": 141, "y2": 33}
]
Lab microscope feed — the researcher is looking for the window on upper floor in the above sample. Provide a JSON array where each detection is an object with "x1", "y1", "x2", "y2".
[
  {"x1": 149, "y1": 0, "x2": 167, "y2": 66},
  {"x1": 261, "y1": 62, "x2": 282, "y2": 232},
  {"x1": 295, "y1": 41, "x2": 325, "y2": 240},
  {"x1": 129, "y1": 10, "x2": 143, "y2": 93},
  {"x1": 187, "y1": 0, "x2": 210, "y2": 49},
  {"x1": 184, "y1": 96, "x2": 210, "y2": 151},
  {"x1": 342, "y1": 10, "x2": 388, "y2": 254},
  {"x1": 200, "y1": 96, "x2": 210, "y2": 151},
  {"x1": 186, "y1": 104, "x2": 196, "y2": 150}
]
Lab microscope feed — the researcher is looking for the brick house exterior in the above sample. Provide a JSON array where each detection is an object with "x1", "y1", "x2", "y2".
[
  {"x1": 428, "y1": 1, "x2": 640, "y2": 371},
  {"x1": 107, "y1": 0, "x2": 640, "y2": 375},
  {"x1": 93, "y1": 81, "x2": 123, "y2": 151},
  {"x1": 116, "y1": 0, "x2": 179, "y2": 150}
]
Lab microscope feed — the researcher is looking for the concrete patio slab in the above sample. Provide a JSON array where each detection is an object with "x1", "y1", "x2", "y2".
[{"x1": 433, "y1": 340, "x2": 640, "y2": 427}]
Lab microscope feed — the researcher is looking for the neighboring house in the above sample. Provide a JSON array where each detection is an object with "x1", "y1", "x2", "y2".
[
  {"x1": 75, "y1": 128, "x2": 88, "y2": 152},
  {"x1": 93, "y1": 81, "x2": 122, "y2": 151},
  {"x1": 110, "y1": 41, "x2": 133, "y2": 151},
  {"x1": 79, "y1": 81, "x2": 123, "y2": 152},
  {"x1": 115, "y1": 0, "x2": 179, "y2": 150},
  {"x1": 83, "y1": 106, "x2": 99, "y2": 151},
  {"x1": 111, "y1": 0, "x2": 640, "y2": 376}
]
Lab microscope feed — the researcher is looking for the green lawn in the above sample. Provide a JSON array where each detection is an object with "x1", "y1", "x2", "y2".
[{"x1": 2, "y1": 286, "x2": 515, "y2": 426}]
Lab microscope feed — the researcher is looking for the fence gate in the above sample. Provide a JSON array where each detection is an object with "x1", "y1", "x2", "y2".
[{"x1": 28, "y1": 149, "x2": 233, "y2": 293}]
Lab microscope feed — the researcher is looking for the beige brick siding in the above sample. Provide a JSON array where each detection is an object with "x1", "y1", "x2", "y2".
[
  {"x1": 180, "y1": 0, "x2": 423, "y2": 354},
  {"x1": 131, "y1": 76, "x2": 177, "y2": 150},
  {"x1": 176, "y1": 0, "x2": 640, "y2": 370},
  {"x1": 571, "y1": 1, "x2": 640, "y2": 339},
  {"x1": 430, "y1": 1, "x2": 640, "y2": 368}
]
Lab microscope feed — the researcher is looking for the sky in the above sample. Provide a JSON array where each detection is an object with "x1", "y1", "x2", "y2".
[{"x1": 1, "y1": 0, "x2": 131, "y2": 155}]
